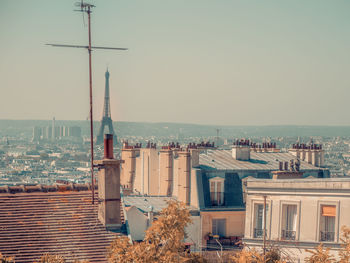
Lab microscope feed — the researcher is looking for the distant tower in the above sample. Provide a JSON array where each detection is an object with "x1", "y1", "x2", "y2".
[
  {"x1": 97, "y1": 69, "x2": 116, "y2": 144},
  {"x1": 52, "y1": 117, "x2": 56, "y2": 139}
]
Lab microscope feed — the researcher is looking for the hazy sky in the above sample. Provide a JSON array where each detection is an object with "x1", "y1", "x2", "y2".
[{"x1": 1, "y1": 0, "x2": 350, "y2": 125}]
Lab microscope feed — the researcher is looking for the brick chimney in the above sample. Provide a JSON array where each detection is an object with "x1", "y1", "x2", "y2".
[{"x1": 94, "y1": 134, "x2": 124, "y2": 229}]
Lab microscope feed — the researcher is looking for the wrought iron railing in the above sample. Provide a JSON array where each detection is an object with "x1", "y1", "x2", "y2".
[
  {"x1": 320, "y1": 231, "x2": 335, "y2": 242},
  {"x1": 281, "y1": 229, "x2": 296, "y2": 240},
  {"x1": 254, "y1": 228, "x2": 264, "y2": 238}
]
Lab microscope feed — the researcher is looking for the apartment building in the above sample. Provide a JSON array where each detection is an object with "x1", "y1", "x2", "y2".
[{"x1": 244, "y1": 178, "x2": 350, "y2": 261}]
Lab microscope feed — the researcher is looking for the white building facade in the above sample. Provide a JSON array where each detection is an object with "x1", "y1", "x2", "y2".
[{"x1": 244, "y1": 178, "x2": 350, "y2": 262}]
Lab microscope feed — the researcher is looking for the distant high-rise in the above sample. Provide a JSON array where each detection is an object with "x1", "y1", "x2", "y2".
[
  {"x1": 32, "y1": 127, "x2": 42, "y2": 142},
  {"x1": 52, "y1": 117, "x2": 56, "y2": 139},
  {"x1": 97, "y1": 69, "x2": 117, "y2": 144}
]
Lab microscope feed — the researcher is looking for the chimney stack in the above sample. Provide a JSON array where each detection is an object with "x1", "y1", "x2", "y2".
[
  {"x1": 94, "y1": 134, "x2": 124, "y2": 229},
  {"x1": 159, "y1": 148, "x2": 173, "y2": 196},
  {"x1": 178, "y1": 151, "x2": 191, "y2": 205},
  {"x1": 232, "y1": 143, "x2": 250, "y2": 161},
  {"x1": 104, "y1": 134, "x2": 114, "y2": 159}
]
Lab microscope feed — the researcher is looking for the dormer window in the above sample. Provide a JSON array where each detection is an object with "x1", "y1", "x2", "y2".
[{"x1": 209, "y1": 177, "x2": 225, "y2": 206}]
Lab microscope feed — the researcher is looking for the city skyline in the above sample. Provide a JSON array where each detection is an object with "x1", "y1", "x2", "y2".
[{"x1": 1, "y1": 0, "x2": 350, "y2": 125}]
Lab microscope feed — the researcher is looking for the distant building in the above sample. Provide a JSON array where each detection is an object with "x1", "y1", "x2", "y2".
[
  {"x1": 32, "y1": 125, "x2": 81, "y2": 140},
  {"x1": 32, "y1": 126, "x2": 42, "y2": 141},
  {"x1": 69, "y1": 126, "x2": 82, "y2": 138}
]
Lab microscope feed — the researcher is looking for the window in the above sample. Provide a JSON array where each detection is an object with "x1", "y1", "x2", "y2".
[
  {"x1": 209, "y1": 177, "x2": 225, "y2": 206},
  {"x1": 281, "y1": 204, "x2": 297, "y2": 240},
  {"x1": 253, "y1": 203, "x2": 269, "y2": 238},
  {"x1": 212, "y1": 219, "x2": 226, "y2": 237},
  {"x1": 320, "y1": 205, "x2": 336, "y2": 242}
]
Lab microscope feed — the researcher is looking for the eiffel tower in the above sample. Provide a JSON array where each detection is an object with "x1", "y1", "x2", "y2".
[{"x1": 96, "y1": 69, "x2": 117, "y2": 144}]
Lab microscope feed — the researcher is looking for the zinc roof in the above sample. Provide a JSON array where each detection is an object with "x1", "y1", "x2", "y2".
[
  {"x1": 199, "y1": 149, "x2": 320, "y2": 171},
  {"x1": 123, "y1": 195, "x2": 198, "y2": 213}
]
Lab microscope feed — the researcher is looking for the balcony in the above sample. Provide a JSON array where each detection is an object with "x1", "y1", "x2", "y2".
[
  {"x1": 210, "y1": 192, "x2": 224, "y2": 206},
  {"x1": 254, "y1": 228, "x2": 264, "y2": 238},
  {"x1": 281, "y1": 230, "x2": 296, "y2": 240},
  {"x1": 205, "y1": 236, "x2": 242, "y2": 250},
  {"x1": 320, "y1": 231, "x2": 335, "y2": 242}
]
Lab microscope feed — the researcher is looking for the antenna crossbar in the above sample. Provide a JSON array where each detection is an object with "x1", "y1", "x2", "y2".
[{"x1": 46, "y1": 44, "x2": 128, "y2": 50}]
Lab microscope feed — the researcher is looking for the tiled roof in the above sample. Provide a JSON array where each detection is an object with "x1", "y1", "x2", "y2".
[
  {"x1": 0, "y1": 184, "x2": 125, "y2": 263},
  {"x1": 199, "y1": 150, "x2": 320, "y2": 171}
]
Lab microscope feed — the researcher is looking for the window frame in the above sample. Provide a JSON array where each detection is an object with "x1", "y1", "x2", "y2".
[
  {"x1": 209, "y1": 177, "x2": 225, "y2": 206},
  {"x1": 316, "y1": 201, "x2": 339, "y2": 243},
  {"x1": 212, "y1": 218, "x2": 227, "y2": 237},
  {"x1": 278, "y1": 201, "x2": 300, "y2": 241},
  {"x1": 250, "y1": 199, "x2": 272, "y2": 239}
]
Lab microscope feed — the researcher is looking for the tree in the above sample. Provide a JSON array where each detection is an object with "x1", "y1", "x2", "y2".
[
  {"x1": 305, "y1": 244, "x2": 335, "y2": 263},
  {"x1": 108, "y1": 200, "x2": 206, "y2": 263},
  {"x1": 0, "y1": 253, "x2": 14, "y2": 263},
  {"x1": 339, "y1": 226, "x2": 350, "y2": 263}
]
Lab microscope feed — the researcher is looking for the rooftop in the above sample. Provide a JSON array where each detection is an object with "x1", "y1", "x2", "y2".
[
  {"x1": 199, "y1": 149, "x2": 321, "y2": 171},
  {"x1": 123, "y1": 195, "x2": 199, "y2": 214},
  {"x1": 246, "y1": 177, "x2": 350, "y2": 193},
  {"x1": 0, "y1": 184, "x2": 126, "y2": 263}
]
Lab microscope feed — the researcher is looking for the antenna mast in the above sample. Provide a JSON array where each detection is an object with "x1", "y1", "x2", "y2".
[{"x1": 47, "y1": 1, "x2": 127, "y2": 204}]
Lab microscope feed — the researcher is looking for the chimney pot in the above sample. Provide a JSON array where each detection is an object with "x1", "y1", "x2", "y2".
[
  {"x1": 279, "y1": 161, "x2": 283, "y2": 171},
  {"x1": 104, "y1": 134, "x2": 114, "y2": 159}
]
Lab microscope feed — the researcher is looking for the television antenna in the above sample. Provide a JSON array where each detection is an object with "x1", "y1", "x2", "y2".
[{"x1": 47, "y1": 0, "x2": 128, "y2": 204}]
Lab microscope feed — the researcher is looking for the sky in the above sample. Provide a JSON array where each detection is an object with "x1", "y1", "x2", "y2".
[{"x1": 1, "y1": 0, "x2": 350, "y2": 126}]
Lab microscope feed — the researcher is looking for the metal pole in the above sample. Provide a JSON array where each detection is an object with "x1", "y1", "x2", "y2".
[
  {"x1": 263, "y1": 195, "x2": 267, "y2": 258},
  {"x1": 215, "y1": 239, "x2": 223, "y2": 262},
  {"x1": 87, "y1": 6, "x2": 95, "y2": 204}
]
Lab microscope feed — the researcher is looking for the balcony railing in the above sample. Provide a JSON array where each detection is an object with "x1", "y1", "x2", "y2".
[
  {"x1": 205, "y1": 236, "x2": 242, "y2": 250},
  {"x1": 281, "y1": 230, "x2": 296, "y2": 240},
  {"x1": 254, "y1": 228, "x2": 264, "y2": 238},
  {"x1": 210, "y1": 192, "x2": 224, "y2": 206},
  {"x1": 320, "y1": 231, "x2": 335, "y2": 242}
]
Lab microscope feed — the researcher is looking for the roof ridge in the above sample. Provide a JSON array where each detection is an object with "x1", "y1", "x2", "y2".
[{"x1": 0, "y1": 182, "x2": 97, "y2": 194}]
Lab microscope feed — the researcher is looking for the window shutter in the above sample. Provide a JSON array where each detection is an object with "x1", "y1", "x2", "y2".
[{"x1": 322, "y1": 206, "x2": 336, "y2": 217}]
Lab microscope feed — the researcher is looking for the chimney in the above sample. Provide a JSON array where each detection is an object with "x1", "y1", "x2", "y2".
[
  {"x1": 121, "y1": 144, "x2": 138, "y2": 194},
  {"x1": 178, "y1": 151, "x2": 191, "y2": 205},
  {"x1": 272, "y1": 159, "x2": 303, "y2": 179},
  {"x1": 94, "y1": 134, "x2": 124, "y2": 229},
  {"x1": 159, "y1": 148, "x2": 173, "y2": 196},
  {"x1": 147, "y1": 205, "x2": 154, "y2": 227},
  {"x1": 279, "y1": 161, "x2": 283, "y2": 171},
  {"x1": 232, "y1": 145, "x2": 250, "y2": 161}
]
